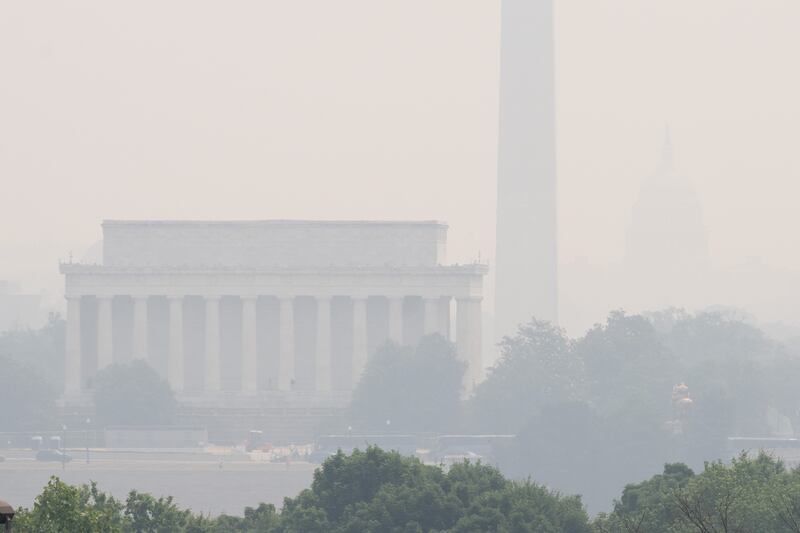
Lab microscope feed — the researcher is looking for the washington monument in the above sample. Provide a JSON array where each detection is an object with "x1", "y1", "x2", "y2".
[{"x1": 495, "y1": 0, "x2": 558, "y2": 337}]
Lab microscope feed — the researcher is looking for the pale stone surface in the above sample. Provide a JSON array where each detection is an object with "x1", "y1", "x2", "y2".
[
  {"x1": 96, "y1": 296, "x2": 113, "y2": 371},
  {"x1": 352, "y1": 297, "x2": 368, "y2": 384},
  {"x1": 64, "y1": 296, "x2": 81, "y2": 394},
  {"x1": 60, "y1": 220, "x2": 487, "y2": 401},
  {"x1": 102, "y1": 220, "x2": 448, "y2": 269},
  {"x1": 495, "y1": 0, "x2": 559, "y2": 334},
  {"x1": 423, "y1": 297, "x2": 439, "y2": 335},
  {"x1": 388, "y1": 297, "x2": 404, "y2": 344},
  {"x1": 168, "y1": 296, "x2": 184, "y2": 392},
  {"x1": 204, "y1": 296, "x2": 221, "y2": 392},
  {"x1": 278, "y1": 297, "x2": 294, "y2": 392},
  {"x1": 457, "y1": 297, "x2": 483, "y2": 391},
  {"x1": 132, "y1": 296, "x2": 148, "y2": 360},
  {"x1": 241, "y1": 296, "x2": 258, "y2": 393},
  {"x1": 438, "y1": 296, "x2": 451, "y2": 341},
  {"x1": 315, "y1": 297, "x2": 332, "y2": 392}
]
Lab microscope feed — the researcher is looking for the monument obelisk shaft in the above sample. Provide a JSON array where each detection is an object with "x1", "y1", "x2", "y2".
[{"x1": 495, "y1": 0, "x2": 558, "y2": 336}]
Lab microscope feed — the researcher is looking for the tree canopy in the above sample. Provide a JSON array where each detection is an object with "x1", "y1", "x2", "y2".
[
  {"x1": 11, "y1": 448, "x2": 591, "y2": 533},
  {"x1": 350, "y1": 335, "x2": 465, "y2": 433},
  {"x1": 595, "y1": 452, "x2": 800, "y2": 532},
  {"x1": 93, "y1": 360, "x2": 177, "y2": 427},
  {"x1": 467, "y1": 309, "x2": 800, "y2": 514},
  {"x1": 470, "y1": 319, "x2": 581, "y2": 434},
  {"x1": 0, "y1": 313, "x2": 65, "y2": 390},
  {"x1": 0, "y1": 353, "x2": 57, "y2": 431},
  {"x1": 0, "y1": 315, "x2": 63, "y2": 430}
]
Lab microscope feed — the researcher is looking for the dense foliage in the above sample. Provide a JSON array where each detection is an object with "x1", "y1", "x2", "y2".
[
  {"x1": 0, "y1": 353, "x2": 57, "y2": 431},
  {"x1": 594, "y1": 452, "x2": 800, "y2": 532},
  {"x1": 0, "y1": 313, "x2": 65, "y2": 388},
  {"x1": 12, "y1": 476, "x2": 279, "y2": 533},
  {"x1": 6, "y1": 306, "x2": 800, "y2": 520},
  {"x1": 12, "y1": 447, "x2": 591, "y2": 533},
  {"x1": 18, "y1": 449, "x2": 800, "y2": 532},
  {"x1": 466, "y1": 309, "x2": 797, "y2": 513},
  {"x1": 0, "y1": 314, "x2": 63, "y2": 429},
  {"x1": 278, "y1": 446, "x2": 590, "y2": 533},
  {"x1": 350, "y1": 335, "x2": 466, "y2": 432},
  {"x1": 470, "y1": 319, "x2": 582, "y2": 435},
  {"x1": 93, "y1": 360, "x2": 177, "y2": 427}
]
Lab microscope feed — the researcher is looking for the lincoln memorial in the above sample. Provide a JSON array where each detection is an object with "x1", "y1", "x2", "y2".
[{"x1": 60, "y1": 220, "x2": 486, "y2": 408}]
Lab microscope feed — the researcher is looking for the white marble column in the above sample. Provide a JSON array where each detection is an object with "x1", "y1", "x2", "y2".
[
  {"x1": 278, "y1": 297, "x2": 295, "y2": 391},
  {"x1": 241, "y1": 296, "x2": 258, "y2": 394},
  {"x1": 315, "y1": 297, "x2": 332, "y2": 392},
  {"x1": 96, "y1": 296, "x2": 114, "y2": 371},
  {"x1": 204, "y1": 296, "x2": 221, "y2": 393},
  {"x1": 423, "y1": 297, "x2": 439, "y2": 336},
  {"x1": 64, "y1": 296, "x2": 82, "y2": 394},
  {"x1": 132, "y1": 296, "x2": 148, "y2": 361},
  {"x1": 439, "y1": 296, "x2": 451, "y2": 341},
  {"x1": 352, "y1": 296, "x2": 368, "y2": 385},
  {"x1": 168, "y1": 296, "x2": 184, "y2": 393},
  {"x1": 457, "y1": 297, "x2": 483, "y2": 390},
  {"x1": 388, "y1": 296, "x2": 404, "y2": 345}
]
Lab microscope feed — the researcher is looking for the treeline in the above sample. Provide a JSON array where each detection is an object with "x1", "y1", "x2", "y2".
[
  {"x1": 351, "y1": 310, "x2": 800, "y2": 512},
  {"x1": 13, "y1": 448, "x2": 800, "y2": 532},
  {"x1": 595, "y1": 451, "x2": 800, "y2": 532},
  {"x1": 13, "y1": 447, "x2": 590, "y2": 533},
  {"x1": 5, "y1": 308, "x2": 800, "y2": 513}
]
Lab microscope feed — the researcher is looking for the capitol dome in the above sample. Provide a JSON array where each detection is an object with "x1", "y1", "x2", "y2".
[{"x1": 626, "y1": 128, "x2": 709, "y2": 273}]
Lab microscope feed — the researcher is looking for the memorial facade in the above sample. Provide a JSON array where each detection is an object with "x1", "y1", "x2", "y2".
[{"x1": 61, "y1": 221, "x2": 486, "y2": 404}]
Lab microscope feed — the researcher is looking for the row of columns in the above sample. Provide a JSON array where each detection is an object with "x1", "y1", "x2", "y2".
[{"x1": 64, "y1": 295, "x2": 481, "y2": 395}]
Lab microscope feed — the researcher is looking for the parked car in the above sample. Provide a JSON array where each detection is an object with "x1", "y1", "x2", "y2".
[{"x1": 35, "y1": 450, "x2": 72, "y2": 463}]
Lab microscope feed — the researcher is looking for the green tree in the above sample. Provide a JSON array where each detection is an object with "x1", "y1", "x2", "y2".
[
  {"x1": 124, "y1": 491, "x2": 196, "y2": 532},
  {"x1": 766, "y1": 354, "x2": 800, "y2": 437},
  {"x1": 93, "y1": 360, "x2": 177, "y2": 427},
  {"x1": 13, "y1": 477, "x2": 125, "y2": 533},
  {"x1": 12, "y1": 449, "x2": 594, "y2": 533},
  {"x1": 593, "y1": 463, "x2": 694, "y2": 532},
  {"x1": 278, "y1": 446, "x2": 591, "y2": 533},
  {"x1": 350, "y1": 335, "x2": 465, "y2": 432},
  {"x1": 0, "y1": 353, "x2": 57, "y2": 430},
  {"x1": 576, "y1": 310, "x2": 677, "y2": 419},
  {"x1": 470, "y1": 319, "x2": 582, "y2": 434},
  {"x1": 0, "y1": 313, "x2": 65, "y2": 389},
  {"x1": 666, "y1": 311, "x2": 775, "y2": 438},
  {"x1": 477, "y1": 313, "x2": 677, "y2": 514},
  {"x1": 222, "y1": 503, "x2": 281, "y2": 532},
  {"x1": 594, "y1": 452, "x2": 798, "y2": 533},
  {"x1": 453, "y1": 481, "x2": 590, "y2": 533}
]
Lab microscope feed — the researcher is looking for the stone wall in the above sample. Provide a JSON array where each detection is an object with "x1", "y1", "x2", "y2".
[{"x1": 102, "y1": 220, "x2": 448, "y2": 269}]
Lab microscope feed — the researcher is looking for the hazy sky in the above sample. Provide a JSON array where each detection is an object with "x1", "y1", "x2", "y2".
[{"x1": 2, "y1": 1, "x2": 799, "y2": 310}]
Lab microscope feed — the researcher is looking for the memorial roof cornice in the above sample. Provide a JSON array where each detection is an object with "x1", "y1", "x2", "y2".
[
  {"x1": 102, "y1": 219, "x2": 449, "y2": 228},
  {"x1": 60, "y1": 263, "x2": 489, "y2": 275}
]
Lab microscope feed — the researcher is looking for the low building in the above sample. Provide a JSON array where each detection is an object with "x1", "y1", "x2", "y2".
[{"x1": 0, "y1": 281, "x2": 44, "y2": 333}]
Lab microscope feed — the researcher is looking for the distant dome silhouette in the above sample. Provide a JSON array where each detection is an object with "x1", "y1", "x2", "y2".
[{"x1": 626, "y1": 127, "x2": 709, "y2": 272}]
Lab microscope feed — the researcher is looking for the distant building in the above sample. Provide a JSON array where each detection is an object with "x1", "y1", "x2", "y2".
[
  {"x1": 60, "y1": 220, "x2": 487, "y2": 407},
  {"x1": 0, "y1": 280, "x2": 44, "y2": 333},
  {"x1": 626, "y1": 129, "x2": 709, "y2": 274},
  {"x1": 495, "y1": 0, "x2": 559, "y2": 338},
  {"x1": 560, "y1": 131, "x2": 714, "y2": 333}
]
